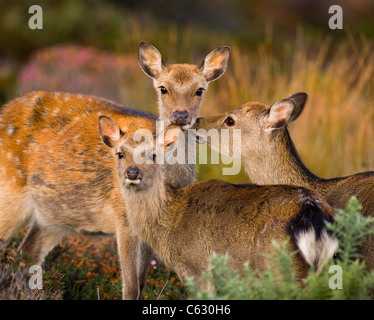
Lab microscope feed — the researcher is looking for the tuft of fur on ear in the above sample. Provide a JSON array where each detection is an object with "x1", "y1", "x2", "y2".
[
  {"x1": 158, "y1": 125, "x2": 182, "y2": 151},
  {"x1": 200, "y1": 47, "x2": 230, "y2": 82},
  {"x1": 99, "y1": 115, "x2": 122, "y2": 148},
  {"x1": 138, "y1": 41, "x2": 166, "y2": 79}
]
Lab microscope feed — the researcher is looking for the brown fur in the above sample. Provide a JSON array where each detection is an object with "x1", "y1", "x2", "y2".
[
  {"x1": 138, "y1": 42, "x2": 230, "y2": 129},
  {"x1": 99, "y1": 125, "x2": 337, "y2": 283},
  {"x1": 0, "y1": 42, "x2": 230, "y2": 299},
  {"x1": 193, "y1": 92, "x2": 374, "y2": 269},
  {"x1": 138, "y1": 42, "x2": 230, "y2": 187}
]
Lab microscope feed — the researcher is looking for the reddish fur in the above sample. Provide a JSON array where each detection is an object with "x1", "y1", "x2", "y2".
[
  {"x1": 0, "y1": 91, "x2": 156, "y2": 299},
  {"x1": 0, "y1": 42, "x2": 230, "y2": 300}
]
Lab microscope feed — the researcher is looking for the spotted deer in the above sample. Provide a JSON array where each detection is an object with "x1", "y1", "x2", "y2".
[
  {"x1": 0, "y1": 42, "x2": 229, "y2": 299},
  {"x1": 193, "y1": 92, "x2": 374, "y2": 269},
  {"x1": 99, "y1": 116, "x2": 338, "y2": 281}
]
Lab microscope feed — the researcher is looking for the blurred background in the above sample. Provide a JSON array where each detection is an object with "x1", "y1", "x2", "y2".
[{"x1": 0, "y1": 0, "x2": 373, "y2": 182}]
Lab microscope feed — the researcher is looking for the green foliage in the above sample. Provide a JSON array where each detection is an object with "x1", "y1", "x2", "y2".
[
  {"x1": 187, "y1": 197, "x2": 374, "y2": 300},
  {"x1": 326, "y1": 197, "x2": 374, "y2": 263}
]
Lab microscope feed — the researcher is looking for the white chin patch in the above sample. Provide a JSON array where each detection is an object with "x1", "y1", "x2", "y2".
[
  {"x1": 181, "y1": 124, "x2": 190, "y2": 131},
  {"x1": 125, "y1": 178, "x2": 141, "y2": 186}
]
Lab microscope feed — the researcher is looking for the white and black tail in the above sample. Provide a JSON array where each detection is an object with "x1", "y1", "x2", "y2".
[{"x1": 287, "y1": 202, "x2": 339, "y2": 273}]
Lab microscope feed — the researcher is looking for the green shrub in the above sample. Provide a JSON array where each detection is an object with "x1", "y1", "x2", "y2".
[{"x1": 186, "y1": 197, "x2": 374, "y2": 300}]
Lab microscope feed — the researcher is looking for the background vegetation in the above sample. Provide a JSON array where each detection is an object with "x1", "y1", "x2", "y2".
[{"x1": 0, "y1": 0, "x2": 373, "y2": 299}]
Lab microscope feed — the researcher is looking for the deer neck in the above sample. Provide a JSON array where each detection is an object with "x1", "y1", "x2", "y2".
[
  {"x1": 161, "y1": 125, "x2": 196, "y2": 188},
  {"x1": 244, "y1": 129, "x2": 320, "y2": 188},
  {"x1": 122, "y1": 171, "x2": 172, "y2": 246},
  {"x1": 164, "y1": 131, "x2": 196, "y2": 188}
]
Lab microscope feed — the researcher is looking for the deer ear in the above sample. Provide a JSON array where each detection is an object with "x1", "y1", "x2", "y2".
[
  {"x1": 264, "y1": 99, "x2": 296, "y2": 133},
  {"x1": 138, "y1": 41, "x2": 166, "y2": 79},
  {"x1": 200, "y1": 46, "x2": 230, "y2": 82},
  {"x1": 99, "y1": 115, "x2": 122, "y2": 148},
  {"x1": 158, "y1": 125, "x2": 182, "y2": 151},
  {"x1": 286, "y1": 92, "x2": 308, "y2": 122},
  {"x1": 264, "y1": 92, "x2": 308, "y2": 133}
]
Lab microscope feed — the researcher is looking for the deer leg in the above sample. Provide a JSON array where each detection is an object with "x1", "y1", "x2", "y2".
[
  {"x1": 116, "y1": 225, "x2": 143, "y2": 300},
  {"x1": 137, "y1": 242, "x2": 153, "y2": 294},
  {"x1": 0, "y1": 189, "x2": 33, "y2": 242},
  {"x1": 19, "y1": 222, "x2": 61, "y2": 265}
]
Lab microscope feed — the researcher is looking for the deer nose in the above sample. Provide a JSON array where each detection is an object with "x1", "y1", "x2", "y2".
[
  {"x1": 172, "y1": 111, "x2": 189, "y2": 126},
  {"x1": 126, "y1": 167, "x2": 140, "y2": 180}
]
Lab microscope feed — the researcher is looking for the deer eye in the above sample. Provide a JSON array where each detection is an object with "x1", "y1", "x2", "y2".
[
  {"x1": 116, "y1": 152, "x2": 124, "y2": 159},
  {"x1": 160, "y1": 86, "x2": 168, "y2": 95},
  {"x1": 224, "y1": 117, "x2": 235, "y2": 126},
  {"x1": 148, "y1": 154, "x2": 157, "y2": 162},
  {"x1": 195, "y1": 88, "x2": 205, "y2": 97}
]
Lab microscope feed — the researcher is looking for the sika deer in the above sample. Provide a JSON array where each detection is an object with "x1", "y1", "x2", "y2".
[
  {"x1": 193, "y1": 92, "x2": 374, "y2": 268},
  {"x1": 99, "y1": 116, "x2": 338, "y2": 281},
  {"x1": 138, "y1": 42, "x2": 229, "y2": 188},
  {"x1": 0, "y1": 42, "x2": 229, "y2": 299}
]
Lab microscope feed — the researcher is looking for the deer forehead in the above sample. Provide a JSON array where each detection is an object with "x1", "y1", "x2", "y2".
[
  {"x1": 119, "y1": 133, "x2": 154, "y2": 153},
  {"x1": 157, "y1": 64, "x2": 206, "y2": 88},
  {"x1": 241, "y1": 102, "x2": 269, "y2": 115}
]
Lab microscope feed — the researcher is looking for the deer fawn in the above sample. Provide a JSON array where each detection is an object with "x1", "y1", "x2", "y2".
[
  {"x1": 193, "y1": 92, "x2": 374, "y2": 269},
  {"x1": 0, "y1": 42, "x2": 229, "y2": 299},
  {"x1": 99, "y1": 116, "x2": 338, "y2": 281}
]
